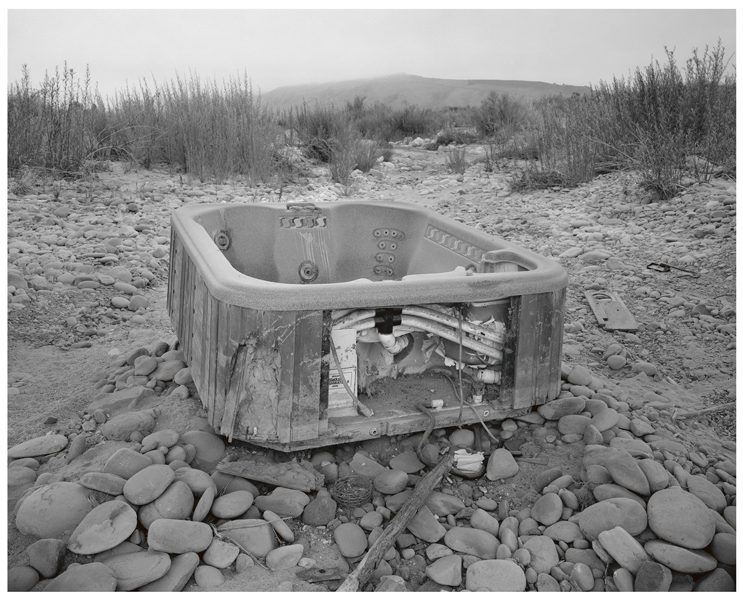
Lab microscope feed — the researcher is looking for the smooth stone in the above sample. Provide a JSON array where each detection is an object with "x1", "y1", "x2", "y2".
[
  {"x1": 710, "y1": 532, "x2": 736, "y2": 565},
  {"x1": 686, "y1": 474, "x2": 727, "y2": 512},
  {"x1": 598, "y1": 526, "x2": 651, "y2": 574},
  {"x1": 43, "y1": 562, "x2": 117, "y2": 591},
  {"x1": 349, "y1": 452, "x2": 387, "y2": 478},
  {"x1": 67, "y1": 500, "x2": 137, "y2": 555},
  {"x1": 8, "y1": 466, "x2": 37, "y2": 486},
  {"x1": 376, "y1": 575, "x2": 407, "y2": 591},
  {"x1": 592, "y1": 484, "x2": 646, "y2": 507},
  {"x1": 426, "y1": 554, "x2": 462, "y2": 587},
  {"x1": 537, "y1": 397, "x2": 586, "y2": 420},
  {"x1": 565, "y1": 548, "x2": 604, "y2": 573},
  {"x1": 531, "y1": 493, "x2": 563, "y2": 526},
  {"x1": 333, "y1": 522, "x2": 367, "y2": 558},
  {"x1": 194, "y1": 565, "x2": 224, "y2": 589},
  {"x1": 634, "y1": 560, "x2": 672, "y2": 591},
  {"x1": 613, "y1": 567, "x2": 634, "y2": 591},
  {"x1": 603, "y1": 449, "x2": 651, "y2": 496},
  {"x1": 486, "y1": 448, "x2": 519, "y2": 480},
  {"x1": 535, "y1": 468, "x2": 563, "y2": 491},
  {"x1": 8, "y1": 566, "x2": 40, "y2": 591},
  {"x1": 92, "y1": 393, "x2": 156, "y2": 427},
  {"x1": 302, "y1": 490, "x2": 337, "y2": 526},
  {"x1": 139, "y1": 552, "x2": 200, "y2": 592},
  {"x1": 630, "y1": 418, "x2": 655, "y2": 437},
  {"x1": 360, "y1": 510, "x2": 384, "y2": 530},
  {"x1": 254, "y1": 487, "x2": 309, "y2": 517},
  {"x1": 536, "y1": 572, "x2": 561, "y2": 592},
  {"x1": 148, "y1": 519, "x2": 213, "y2": 553},
  {"x1": 407, "y1": 505, "x2": 447, "y2": 543},
  {"x1": 567, "y1": 365, "x2": 592, "y2": 385},
  {"x1": 258, "y1": 508, "x2": 292, "y2": 543},
  {"x1": 103, "y1": 448, "x2": 152, "y2": 479},
  {"x1": 543, "y1": 521, "x2": 583, "y2": 543},
  {"x1": 123, "y1": 464, "x2": 174, "y2": 505},
  {"x1": 25, "y1": 538, "x2": 66, "y2": 578},
  {"x1": 558, "y1": 414, "x2": 592, "y2": 435},
  {"x1": 647, "y1": 488, "x2": 715, "y2": 549},
  {"x1": 444, "y1": 526, "x2": 498, "y2": 559},
  {"x1": 522, "y1": 536, "x2": 559, "y2": 574},
  {"x1": 644, "y1": 539, "x2": 718, "y2": 573},
  {"x1": 590, "y1": 408, "x2": 619, "y2": 432},
  {"x1": 192, "y1": 486, "x2": 216, "y2": 522},
  {"x1": 373, "y1": 469, "x2": 408, "y2": 494},
  {"x1": 203, "y1": 538, "x2": 240, "y2": 568},
  {"x1": 470, "y1": 508, "x2": 499, "y2": 537},
  {"x1": 723, "y1": 505, "x2": 735, "y2": 529},
  {"x1": 499, "y1": 526, "x2": 518, "y2": 553},
  {"x1": 578, "y1": 498, "x2": 648, "y2": 540},
  {"x1": 426, "y1": 543, "x2": 453, "y2": 560},
  {"x1": 211, "y1": 490, "x2": 254, "y2": 519},
  {"x1": 693, "y1": 568, "x2": 736, "y2": 591},
  {"x1": 385, "y1": 489, "x2": 413, "y2": 513},
  {"x1": 140, "y1": 429, "x2": 180, "y2": 453},
  {"x1": 571, "y1": 562, "x2": 594, "y2": 591},
  {"x1": 582, "y1": 424, "x2": 604, "y2": 445},
  {"x1": 218, "y1": 519, "x2": 278, "y2": 558},
  {"x1": 465, "y1": 559, "x2": 526, "y2": 591},
  {"x1": 449, "y1": 428, "x2": 475, "y2": 448},
  {"x1": 9, "y1": 434, "x2": 69, "y2": 458},
  {"x1": 637, "y1": 458, "x2": 669, "y2": 493},
  {"x1": 138, "y1": 480, "x2": 194, "y2": 529},
  {"x1": 16, "y1": 482, "x2": 93, "y2": 540},
  {"x1": 174, "y1": 467, "x2": 218, "y2": 496},
  {"x1": 425, "y1": 490, "x2": 465, "y2": 516},
  {"x1": 100, "y1": 412, "x2": 156, "y2": 443},
  {"x1": 149, "y1": 360, "x2": 187, "y2": 382},
  {"x1": 266, "y1": 544, "x2": 304, "y2": 570},
  {"x1": 79, "y1": 471, "x2": 127, "y2": 496},
  {"x1": 389, "y1": 451, "x2": 424, "y2": 473},
  {"x1": 92, "y1": 541, "x2": 143, "y2": 562},
  {"x1": 102, "y1": 550, "x2": 171, "y2": 591},
  {"x1": 179, "y1": 430, "x2": 226, "y2": 471}
]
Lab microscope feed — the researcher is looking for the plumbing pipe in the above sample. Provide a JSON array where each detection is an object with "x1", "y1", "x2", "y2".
[
  {"x1": 403, "y1": 306, "x2": 505, "y2": 345},
  {"x1": 333, "y1": 310, "x2": 376, "y2": 330},
  {"x1": 466, "y1": 369, "x2": 501, "y2": 384},
  {"x1": 378, "y1": 333, "x2": 411, "y2": 355}
]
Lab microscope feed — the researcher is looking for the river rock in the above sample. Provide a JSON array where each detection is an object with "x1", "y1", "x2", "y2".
[
  {"x1": 597, "y1": 526, "x2": 651, "y2": 574},
  {"x1": 570, "y1": 562, "x2": 594, "y2": 591},
  {"x1": 686, "y1": 475, "x2": 727, "y2": 512},
  {"x1": 138, "y1": 480, "x2": 194, "y2": 529},
  {"x1": 444, "y1": 526, "x2": 498, "y2": 559},
  {"x1": 67, "y1": 500, "x2": 137, "y2": 555},
  {"x1": 194, "y1": 565, "x2": 224, "y2": 589},
  {"x1": 558, "y1": 414, "x2": 592, "y2": 435},
  {"x1": 374, "y1": 469, "x2": 409, "y2": 494},
  {"x1": 590, "y1": 408, "x2": 619, "y2": 432},
  {"x1": 408, "y1": 506, "x2": 447, "y2": 543},
  {"x1": 25, "y1": 538, "x2": 66, "y2": 578},
  {"x1": 139, "y1": 552, "x2": 200, "y2": 592},
  {"x1": 203, "y1": 538, "x2": 240, "y2": 568},
  {"x1": 266, "y1": 544, "x2": 304, "y2": 570},
  {"x1": 79, "y1": 472, "x2": 127, "y2": 496},
  {"x1": 693, "y1": 568, "x2": 736, "y2": 591},
  {"x1": 426, "y1": 554, "x2": 462, "y2": 587},
  {"x1": 389, "y1": 451, "x2": 424, "y2": 473},
  {"x1": 531, "y1": 493, "x2": 563, "y2": 526},
  {"x1": 565, "y1": 548, "x2": 604, "y2": 573},
  {"x1": 466, "y1": 559, "x2": 526, "y2": 591},
  {"x1": 302, "y1": 488, "x2": 337, "y2": 526},
  {"x1": 644, "y1": 540, "x2": 718, "y2": 573},
  {"x1": 218, "y1": 519, "x2": 278, "y2": 558},
  {"x1": 16, "y1": 481, "x2": 93, "y2": 540},
  {"x1": 426, "y1": 490, "x2": 465, "y2": 516},
  {"x1": 8, "y1": 566, "x2": 39, "y2": 591},
  {"x1": 174, "y1": 467, "x2": 218, "y2": 497},
  {"x1": 592, "y1": 483, "x2": 646, "y2": 506},
  {"x1": 449, "y1": 428, "x2": 475, "y2": 448},
  {"x1": 536, "y1": 572, "x2": 561, "y2": 591},
  {"x1": 192, "y1": 486, "x2": 215, "y2": 522},
  {"x1": 254, "y1": 487, "x2": 309, "y2": 518},
  {"x1": 537, "y1": 397, "x2": 586, "y2": 420},
  {"x1": 486, "y1": 448, "x2": 519, "y2": 481},
  {"x1": 262, "y1": 508, "x2": 294, "y2": 542},
  {"x1": 522, "y1": 536, "x2": 559, "y2": 574},
  {"x1": 148, "y1": 519, "x2": 213, "y2": 553},
  {"x1": 140, "y1": 429, "x2": 180, "y2": 453},
  {"x1": 578, "y1": 498, "x2": 648, "y2": 539},
  {"x1": 333, "y1": 522, "x2": 367, "y2": 558},
  {"x1": 90, "y1": 389, "x2": 156, "y2": 421},
  {"x1": 710, "y1": 532, "x2": 736, "y2": 565},
  {"x1": 43, "y1": 562, "x2": 117, "y2": 591},
  {"x1": 123, "y1": 464, "x2": 174, "y2": 505},
  {"x1": 603, "y1": 449, "x2": 650, "y2": 496},
  {"x1": 360, "y1": 510, "x2": 384, "y2": 530},
  {"x1": 647, "y1": 488, "x2": 715, "y2": 549},
  {"x1": 349, "y1": 452, "x2": 387, "y2": 478},
  {"x1": 542, "y1": 520, "x2": 583, "y2": 543},
  {"x1": 103, "y1": 447, "x2": 153, "y2": 479},
  {"x1": 211, "y1": 490, "x2": 254, "y2": 519},
  {"x1": 179, "y1": 430, "x2": 225, "y2": 471},
  {"x1": 634, "y1": 560, "x2": 672, "y2": 592},
  {"x1": 9, "y1": 434, "x2": 69, "y2": 459},
  {"x1": 470, "y1": 508, "x2": 499, "y2": 537},
  {"x1": 102, "y1": 550, "x2": 171, "y2": 591},
  {"x1": 637, "y1": 458, "x2": 669, "y2": 493}
]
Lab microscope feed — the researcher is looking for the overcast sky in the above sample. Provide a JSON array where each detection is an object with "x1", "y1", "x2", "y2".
[{"x1": 6, "y1": 8, "x2": 738, "y2": 102}]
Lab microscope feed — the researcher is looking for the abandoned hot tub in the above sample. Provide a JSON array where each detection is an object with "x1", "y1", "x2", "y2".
[{"x1": 168, "y1": 200, "x2": 568, "y2": 452}]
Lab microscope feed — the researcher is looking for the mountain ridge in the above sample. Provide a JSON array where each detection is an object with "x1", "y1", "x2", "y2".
[{"x1": 261, "y1": 73, "x2": 591, "y2": 110}]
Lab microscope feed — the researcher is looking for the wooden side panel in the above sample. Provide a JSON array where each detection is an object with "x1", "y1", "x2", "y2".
[
  {"x1": 289, "y1": 311, "x2": 324, "y2": 442},
  {"x1": 498, "y1": 297, "x2": 520, "y2": 410},
  {"x1": 534, "y1": 292, "x2": 554, "y2": 405},
  {"x1": 180, "y1": 252, "x2": 194, "y2": 365},
  {"x1": 511, "y1": 294, "x2": 541, "y2": 409},
  {"x1": 169, "y1": 235, "x2": 183, "y2": 339},
  {"x1": 202, "y1": 289, "x2": 219, "y2": 417},
  {"x1": 189, "y1": 272, "x2": 207, "y2": 402},
  {"x1": 274, "y1": 312, "x2": 297, "y2": 444},
  {"x1": 547, "y1": 288, "x2": 566, "y2": 400},
  {"x1": 318, "y1": 311, "x2": 332, "y2": 433}
]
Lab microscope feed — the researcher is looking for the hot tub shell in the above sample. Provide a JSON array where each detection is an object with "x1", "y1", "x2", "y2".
[{"x1": 168, "y1": 201, "x2": 568, "y2": 452}]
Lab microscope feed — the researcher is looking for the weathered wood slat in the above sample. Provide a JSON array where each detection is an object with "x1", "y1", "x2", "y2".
[
  {"x1": 548, "y1": 288, "x2": 566, "y2": 400},
  {"x1": 274, "y1": 312, "x2": 296, "y2": 444},
  {"x1": 203, "y1": 289, "x2": 219, "y2": 418},
  {"x1": 189, "y1": 273, "x2": 206, "y2": 399},
  {"x1": 169, "y1": 236, "x2": 183, "y2": 337},
  {"x1": 217, "y1": 304, "x2": 248, "y2": 439},
  {"x1": 289, "y1": 311, "x2": 323, "y2": 442},
  {"x1": 535, "y1": 292, "x2": 553, "y2": 404},
  {"x1": 513, "y1": 294, "x2": 541, "y2": 409}
]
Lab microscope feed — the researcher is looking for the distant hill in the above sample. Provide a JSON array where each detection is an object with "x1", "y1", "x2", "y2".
[{"x1": 261, "y1": 73, "x2": 590, "y2": 110}]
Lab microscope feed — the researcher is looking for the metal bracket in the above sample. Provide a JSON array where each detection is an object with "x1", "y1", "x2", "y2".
[
  {"x1": 584, "y1": 290, "x2": 638, "y2": 331},
  {"x1": 647, "y1": 262, "x2": 700, "y2": 278}
]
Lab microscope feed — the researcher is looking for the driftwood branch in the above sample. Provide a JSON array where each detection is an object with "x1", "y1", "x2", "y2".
[{"x1": 336, "y1": 451, "x2": 455, "y2": 592}]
